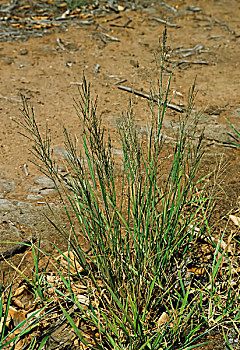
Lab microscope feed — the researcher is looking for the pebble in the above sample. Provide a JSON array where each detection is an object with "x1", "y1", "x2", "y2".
[
  {"x1": 0, "y1": 179, "x2": 15, "y2": 197},
  {"x1": 27, "y1": 194, "x2": 43, "y2": 201},
  {"x1": 231, "y1": 108, "x2": 240, "y2": 119},
  {"x1": 163, "y1": 114, "x2": 234, "y2": 143},
  {"x1": 142, "y1": 7, "x2": 157, "y2": 14},
  {"x1": 39, "y1": 188, "x2": 56, "y2": 196},
  {"x1": 112, "y1": 149, "x2": 124, "y2": 156},
  {"x1": 34, "y1": 175, "x2": 55, "y2": 189},
  {"x1": 0, "y1": 198, "x2": 15, "y2": 212},
  {"x1": 28, "y1": 185, "x2": 42, "y2": 193},
  {"x1": 53, "y1": 146, "x2": 71, "y2": 160},
  {"x1": 2, "y1": 57, "x2": 14, "y2": 65},
  {"x1": 204, "y1": 122, "x2": 233, "y2": 142},
  {"x1": 20, "y1": 48, "x2": 28, "y2": 55}
]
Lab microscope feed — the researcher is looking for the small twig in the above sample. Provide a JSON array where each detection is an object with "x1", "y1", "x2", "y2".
[
  {"x1": 70, "y1": 82, "x2": 83, "y2": 86},
  {"x1": 0, "y1": 235, "x2": 37, "y2": 262},
  {"x1": 56, "y1": 38, "x2": 66, "y2": 51},
  {"x1": 214, "y1": 18, "x2": 235, "y2": 35},
  {"x1": 55, "y1": 15, "x2": 76, "y2": 21},
  {"x1": 107, "y1": 5, "x2": 120, "y2": 14},
  {"x1": 175, "y1": 44, "x2": 203, "y2": 53},
  {"x1": 123, "y1": 17, "x2": 132, "y2": 28},
  {"x1": 96, "y1": 23, "x2": 110, "y2": 32},
  {"x1": 0, "y1": 93, "x2": 21, "y2": 103},
  {"x1": 94, "y1": 64, "x2": 100, "y2": 74},
  {"x1": 204, "y1": 137, "x2": 238, "y2": 149},
  {"x1": 98, "y1": 33, "x2": 107, "y2": 44},
  {"x1": 168, "y1": 59, "x2": 208, "y2": 66},
  {"x1": 110, "y1": 23, "x2": 134, "y2": 29},
  {"x1": 160, "y1": 2, "x2": 178, "y2": 13},
  {"x1": 101, "y1": 32, "x2": 120, "y2": 42},
  {"x1": 110, "y1": 17, "x2": 134, "y2": 29},
  {"x1": 149, "y1": 17, "x2": 181, "y2": 28},
  {"x1": 118, "y1": 85, "x2": 183, "y2": 113},
  {"x1": 23, "y1": 164, "x2": 29, "y2": 176},
  {"x1": 114, "y1": 79, "x2": 127, "y2": 85},
  {"x1": 78, "y1": 20, "x2": 93, "y2": 25},
  {"x1": 105, "y1": 15, "x2": 122, "y2": 23}
]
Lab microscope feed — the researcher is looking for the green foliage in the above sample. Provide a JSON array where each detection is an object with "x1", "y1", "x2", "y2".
[
  {"x1": 15, "y1": 34, "x2": 240, "y2": 349},
  {"x1": 226, "y1": 119, "x2": 240, "y2": 147},
  {"x1": 17, "y1": 78, "x2": 213, "y2": 348}
]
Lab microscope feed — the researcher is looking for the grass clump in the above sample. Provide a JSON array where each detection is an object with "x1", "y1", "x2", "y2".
[
  {"x1": 227, "y1": 119, "x2": 240, "y2": 147},
  {"x1": 4, "y1": 36, "x2": 239, "y2": 350}
]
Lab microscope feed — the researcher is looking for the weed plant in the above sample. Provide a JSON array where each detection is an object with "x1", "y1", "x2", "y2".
[
  {"x1": 227, "y1": 119, "x2": 240, "y2": 147},
  {"x1": 2, "y1": 35, "x2": 240, "y2": 350}
]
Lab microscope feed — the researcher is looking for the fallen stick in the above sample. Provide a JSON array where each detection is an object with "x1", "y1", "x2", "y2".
[
  {"x1": 170, "y1": 60, "x2": 209, "y2": 67},
  {"x1": 0, "y1": 235, "x2": 37, "y2": 261},
  {"x1": 204, "y1": 137, "x2": 238, "y2": 148},
  {"x1": 0, "y1": 93, "x2": 21, "y2": 103},
  {"x1": 110, "y1": 23, "x2": 134, "y2": 29},
  {"x1": 101, "y1": 32, "x2": 120, "y2": 42},
  {"x1": 114, "y1": 78, "x2": 127, "y2": 85},
  {"x1": 160, "y1": 2, "x2": 178, "y2": 13},
  {"x1": 56, "y1": 38, "x2": 66, "y2": 51},
  {"x1": 23, "y1": 164, "x2": 29, "y2": 176},
  {"x1": 70, "y1": 82, "x2": 83, "y2": 86},
  {"x1": 97, "y1": 23, "x2": 110, "y2": 32},
  {"x1": 214, "y1": 18, "x2": 235, "y2": 35},
  {"x1": 105, "y1": 15, "x2": 122, "y2": 23},
  {"x1": 110, "y1": 17, "x2": 134, "y2": 29},
  {"x1": 118, "y1": 85, "x2": 183, "y2": 113},
  {"x1": 149, "y1": 17, "x2": 181, "y2": 28}
]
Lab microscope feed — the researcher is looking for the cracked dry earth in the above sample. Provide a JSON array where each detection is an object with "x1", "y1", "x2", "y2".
[{"x1": 0, "y1": 0, "x2": 240, "y2": 292}]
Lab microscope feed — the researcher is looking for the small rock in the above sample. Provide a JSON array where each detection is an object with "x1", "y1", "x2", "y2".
[
  {"x1": 2, "y1": 57, "x2": 14, "y2": 65},
  {"x1": 231, "y1": 108, "x2": 240, "y2": 118},
  {"x1": 16, "y1": 201, "x2": 33, "y2": 213},
  {"x1": 0, "y1": 179, "x2": 15, "y2": 195},
  {"x1": 204, "y1": 122, "x2": 233, "y2": 142},
  {"x1": 27, "y1": 194, "x2": 43, "y2": 201},
  {"x1": 130, "y1": 59, "x2": 139, "y2": 68},
  {"x1": 53, "y1": 146, "x2": 72, "y2": 160},
  {"x1": 157, "y1": 312, "x2": 170, "y2": 329},
  {"x1": 112, "y1": 149, "x2": 124, "y2": 156},
  {"x1": 94, "y1": 64, "x2": 100, "y2": 74},
  {"x1": 56, "y1": 165, "x2": 67, "y2": 173},
  {"x1": 142, "y1": 7, "x2": 156, "y2": 15},
  {"x1": 20, "y1": 48, "x2": 28, "y2": 55},
  {"x1": 28, "y1": 185, "x2": 41, "y2": 193},
  {"x1": 103, "y1": 115, "x2": 121, "y2": 128},
  {"x1": 39, "y1": 188, "x2": 56, "y2": 196},
  {"x1": 0, "y1": 198, "x2": 15, "y2": 212},
  {"x1": 186, "y1": 6, "x2": 202, "y2": 12},
  {"x1": 137, "y1": 125, "x2": 148, "y2": 137},
  {"x1": 34, "y1": 175, "x2": 55, "y2": 189}
]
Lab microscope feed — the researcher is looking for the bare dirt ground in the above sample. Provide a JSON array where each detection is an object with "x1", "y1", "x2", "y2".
[
  {"x1": 1, "y1": 1, "x2": 239, "y2": 241},
  {"x1": 0, "y1": 0, "x2": 240, "y2": 347}
]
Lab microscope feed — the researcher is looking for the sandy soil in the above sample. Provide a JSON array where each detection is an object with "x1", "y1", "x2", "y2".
[
  {"x1": 0, "y1": 0, "x2": 239, "y2": 258},
  {"x1": 0, "y1": 0, "x2": 240, "y2": 348}
]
